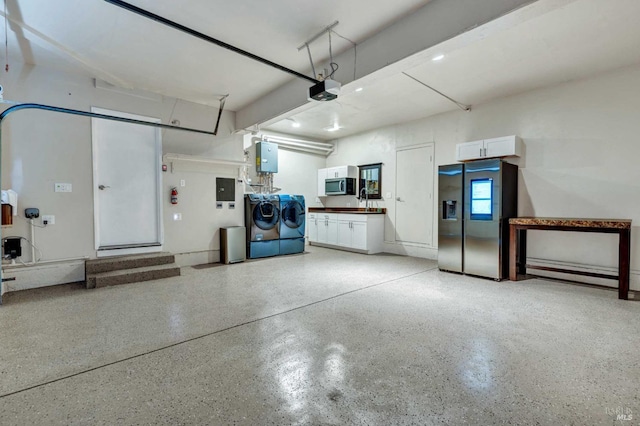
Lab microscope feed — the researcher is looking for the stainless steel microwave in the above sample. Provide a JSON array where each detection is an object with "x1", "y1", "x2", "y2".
[{"x1": 325, "y1": 177, "x2": 356, "y2": 195}]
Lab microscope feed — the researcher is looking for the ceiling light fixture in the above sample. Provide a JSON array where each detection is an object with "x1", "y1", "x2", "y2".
[
  {"x1": 286, "y1": 118, "x2": 301, "y2": 128},
  {"x1": 325, "y1": 124, "x2": 341, "y2": 132},
  {"x1": 355, "y1": 87, "x2": 363, "y2": 92},
  {"x1": 432, "y1": 54, "x2": 445, "y2": 61}
]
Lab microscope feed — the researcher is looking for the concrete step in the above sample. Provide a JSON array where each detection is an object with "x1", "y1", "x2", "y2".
[
  {"x1": 86, "y1": 252, "x2": 175, "y2": 274},
  {"x1": 87, "y1": 263, "x2": 181, "y2": 289}
]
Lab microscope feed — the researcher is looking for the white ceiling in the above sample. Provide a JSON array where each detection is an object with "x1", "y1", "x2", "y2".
[
  {"x1": 2, "y1": 0, "x2": 639, "y2": 143},
  {"x1": 265, "y1": 0, "x2": 640, "y2": 140},
  {"x1": 1, "y1": 0, "x2": 429, "y2": 111}
]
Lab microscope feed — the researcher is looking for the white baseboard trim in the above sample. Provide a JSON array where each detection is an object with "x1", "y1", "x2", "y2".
[
  {"x1": 175, "y1": 250, "x2": 219, "y2": 267},
  {"x1": 0, "y1": 250, "x2": 224, "y2": 294},
  {"x1": 383, "y1": 242, "x2": 437, "y2": 260},
  {"x1": 309, "y1": 242, "x2": 378, "y2": 255},
  {"x1": 526, "y1": 257, "x2": 640, "y2": 292},
  {"x1": 2, "y1": 260, "x2": 86, "y2": 292}
]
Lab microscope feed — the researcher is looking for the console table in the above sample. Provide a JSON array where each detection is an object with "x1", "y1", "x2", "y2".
[{"x1": 508, "y1": 218, "x2": 632, "y2": 300}]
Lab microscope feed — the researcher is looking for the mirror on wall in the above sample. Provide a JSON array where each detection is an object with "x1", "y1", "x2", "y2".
[{"x1": 358, "y1": 163, "x2": 382, "y2": 199}]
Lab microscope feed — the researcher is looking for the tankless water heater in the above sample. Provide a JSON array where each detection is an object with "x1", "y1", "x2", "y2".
[{"x1": 256, "y1": 141, "x2": 278, "y2": 173}]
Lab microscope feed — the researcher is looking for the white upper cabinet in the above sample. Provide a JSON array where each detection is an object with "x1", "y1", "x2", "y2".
[
  {"x1": 456, "y1": 139, "x2": 485, "y2": 161},
  {"x1": 325, "y1": 165, "x2": 357, "y2": 179},
  {"x1": 455, "y1": 135, "x2": 522, "y2": 162},
  {"x1": 317, "y1": 168, "x2": 328, "y2": 197}
]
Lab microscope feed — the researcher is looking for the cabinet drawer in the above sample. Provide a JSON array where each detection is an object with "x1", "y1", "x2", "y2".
[{"x1": 338, "y1": 213, "x2": 368, "y2": 223}]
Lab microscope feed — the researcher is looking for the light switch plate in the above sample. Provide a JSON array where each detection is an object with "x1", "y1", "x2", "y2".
[
  {"x1": 173, "y1": 213, "x2": 182, "y2": 221},
  {"x1": 55, "y1": 183, "x2": 72, "y2": 193},
  {"x1": 385, "y1": 192, "x2": 392, "y2": 199},
  {"x1": 42, "y1": 215, "x2": 55, "y2": 225},
  {"x1": 180, "y1": 179, "x2": 186, "y2": 187}
]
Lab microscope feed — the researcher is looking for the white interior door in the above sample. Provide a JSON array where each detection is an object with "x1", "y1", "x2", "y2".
[
  {"x1": 395, "y1": 144, "x2": 434, "y2": 245},
  {"x1": 92, "y1": 108, "x2": 163, "y2": 254}
]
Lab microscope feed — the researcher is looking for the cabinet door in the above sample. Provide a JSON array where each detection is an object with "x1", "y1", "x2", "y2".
[
  {"x1": 484, "y1": 135, "x2": 521, "y2": 158},
  {"x1": 317, "y1": 169, "x2": 328, "y2": 197},
  {"x1": 351, "y1": 221, "x2": 367, "y2": 249},
  {"x1": 308, "y1": 214, "x2": 318, "y2": 242},
  {"x1": 327, "y1": 219, "x2": 339, "y2": 245},
  {"x1": 332, "y1": 165, "x2": 358, "y2": 178},
  {"x1": 337, "y1": 221, "x2": 352, "y2": 247},
  {"x1": 456, "y1": 140, "x2": 484, "y2": 161},
  {"x1": 317, "y1": 216, "x2": 328, "y2": 243}
]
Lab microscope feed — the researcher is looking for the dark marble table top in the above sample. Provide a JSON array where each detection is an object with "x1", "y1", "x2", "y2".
[{"x1": 508, "y1": 217, "x2": 631, "y2": 229}]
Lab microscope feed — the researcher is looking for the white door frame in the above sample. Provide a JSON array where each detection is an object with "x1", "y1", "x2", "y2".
[
  {"x1": 395, "y1": 142, "x2": 435, "y2": 247},
  {"x1": 91, "y1": 107, "x2": 164, "y2": 257}
]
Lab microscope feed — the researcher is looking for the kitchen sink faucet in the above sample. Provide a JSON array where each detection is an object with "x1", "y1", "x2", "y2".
[{"x1": 360, "y1": 180, "x2": 369, "y2": 210}]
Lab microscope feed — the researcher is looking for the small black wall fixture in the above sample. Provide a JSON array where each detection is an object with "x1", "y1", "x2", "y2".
[{"x1": 103, "y1": 0, "x2": 320, "y2": 84}]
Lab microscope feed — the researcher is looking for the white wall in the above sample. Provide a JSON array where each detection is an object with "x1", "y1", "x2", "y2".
[
  {"x1": 5, "y1": 61, "x2": 640, "y2": 293},
  {"x1": 0, "y1": 63, "x2": 244, "y2": 291},
  {"x1": 327, "y1": 64, "x2": 640, "y2": 291},
  {"x1": 323, "y1": 128, "x2": 438, "y2": 258},
  {"x1": 243, "y1": 133, "x2": 327, "y2": 217}
]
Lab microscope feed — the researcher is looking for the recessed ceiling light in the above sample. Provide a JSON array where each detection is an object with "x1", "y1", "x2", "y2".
[
  {"x1": 355, "y1": 87, "x2": 363, "y2": 92},
  {"x1": 325, "y1": 124, "x2": 341, "y2": 132},
  {"x1": 286, "y1": 118, "x2": 301, "y2": 128},
  {"x1": 432, "y1": 54, "x2": 445, "y2": 61}
]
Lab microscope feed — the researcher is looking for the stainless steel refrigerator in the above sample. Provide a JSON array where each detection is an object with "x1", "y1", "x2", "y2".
[
  {"x1": 437, "y1": 164, "x2": 464, "y2": 273},
  {"x1": 438, "y1": 159, "x2": 517, "y2": 280}
]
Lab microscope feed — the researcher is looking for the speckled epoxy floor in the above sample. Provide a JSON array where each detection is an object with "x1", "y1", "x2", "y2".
[{"x1": 0, "y1": 246, "x2": 639, "y2": 425}]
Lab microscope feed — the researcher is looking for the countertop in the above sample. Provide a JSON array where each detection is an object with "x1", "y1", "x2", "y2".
[
  {"x1": 508, "y1": 217, "x2": 631, "y2": 229},
  {"x1": 308, "y1": 207, "x2": 386, "y2": 215}
]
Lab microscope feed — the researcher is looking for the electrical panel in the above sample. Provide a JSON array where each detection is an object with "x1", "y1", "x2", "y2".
[
  {"x1": 216, "y1": 177, "x2": 236, "y2": 202},
  {"x1": 256, "y1": 141, "x2": 278, "y2": 173}
]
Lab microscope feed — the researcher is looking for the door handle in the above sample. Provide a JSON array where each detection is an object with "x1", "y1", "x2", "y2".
[
  {"x1": 396, "y1": 197, "x2": 403, "y2": 202},
  {"x1": 340, "y1": 180, "x2": 344, "y2": 192},
  {"x1": 98, "y1": 185, "x2": 110, "y2": 190}
]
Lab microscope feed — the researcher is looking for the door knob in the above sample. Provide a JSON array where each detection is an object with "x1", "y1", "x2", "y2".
[
  {"x1": 98, "y1": 185, "x2": 110, "y2": 190},
  {"x1": 396, "y1": 197, "x2": 403, "y2": 202}
]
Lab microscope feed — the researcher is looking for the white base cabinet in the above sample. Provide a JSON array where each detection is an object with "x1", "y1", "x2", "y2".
[
  {"x1": 309, "y1": 213, "x2": 384, "y2": 254},
  {"x1": 308, "y1": 213, "x2": 319, "y2": 242},
  {"x1": 308, "y1": 213, "x2": 338, "y2": 245}
]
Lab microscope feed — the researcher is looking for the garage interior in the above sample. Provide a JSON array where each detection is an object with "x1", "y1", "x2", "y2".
[{"x1": 0, "y1": 0, "x2": 639, "y2": 424}]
